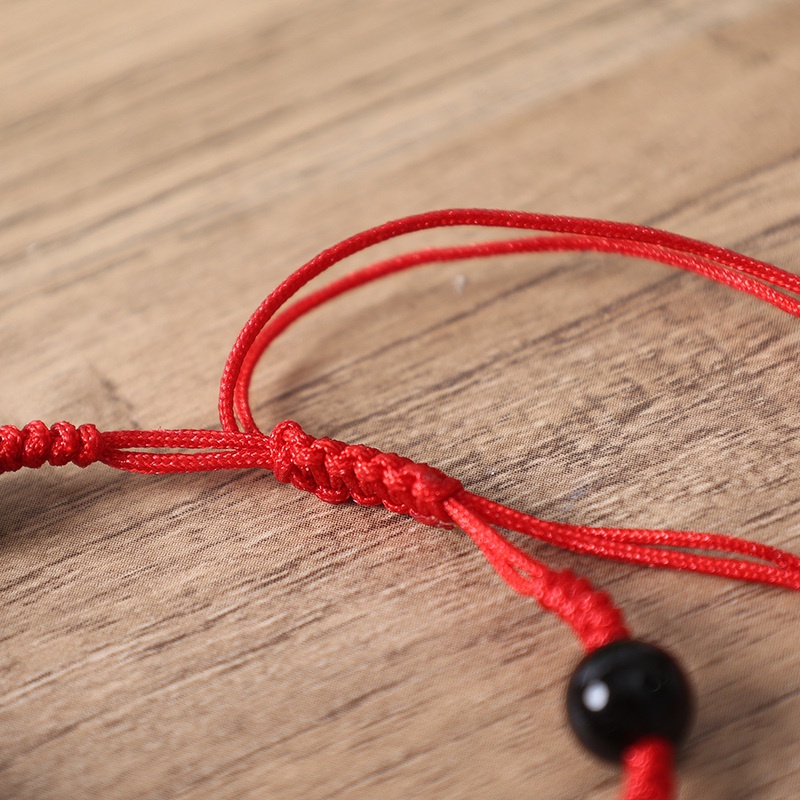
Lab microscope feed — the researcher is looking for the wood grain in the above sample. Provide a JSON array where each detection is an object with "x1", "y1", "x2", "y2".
[{"x1": 2, "y1": 1, "x2": 800, "y2": 798}]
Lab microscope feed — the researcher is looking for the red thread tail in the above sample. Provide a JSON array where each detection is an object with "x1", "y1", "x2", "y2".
[{"x1": 622, "y1": 739, "x2": 675, "y2": 800}]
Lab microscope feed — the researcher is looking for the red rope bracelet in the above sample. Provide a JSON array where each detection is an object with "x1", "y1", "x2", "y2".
[{"x1": 4, "y1": 209, "x2": 800, "y2": 799}]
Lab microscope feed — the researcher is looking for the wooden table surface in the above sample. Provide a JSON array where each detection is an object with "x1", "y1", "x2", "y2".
[{"x1": 3, "y1": 1, "x2": 800, "y2": 798}]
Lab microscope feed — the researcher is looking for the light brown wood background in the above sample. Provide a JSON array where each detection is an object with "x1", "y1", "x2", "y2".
[{"x1": 2, "y1": 1, "x2": 800, "y2": 798}]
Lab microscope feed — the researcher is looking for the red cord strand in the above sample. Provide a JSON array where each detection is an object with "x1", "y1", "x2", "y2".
[
  {"x1": 226, "y1": 224, "x2": 800, "y2": 435},
  {"x1": 444, "y1": 496, "x2": 629, "y2": 651},
  {"x1": 622, "y1": 739, "x2": 675, "y2": 800},
  {"x1": 5, "y1": 209, "x2": 800, "y2": 799}
]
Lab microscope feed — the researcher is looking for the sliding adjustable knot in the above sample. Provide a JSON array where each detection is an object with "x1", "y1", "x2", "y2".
[
  {"x1": 0, "y1": 421, "x2": 103, "y2": 474},
  {"x1": 267, "y1": 420, "x2": 463, "y2": 525}
]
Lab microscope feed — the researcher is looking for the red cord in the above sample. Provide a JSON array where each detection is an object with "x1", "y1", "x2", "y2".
[
  {"x1": 3, "y1": 209, "x2": 800, "y2": 798},
  {"x1": 622, "y1": 739, "x2": 675, "y2": 800}
]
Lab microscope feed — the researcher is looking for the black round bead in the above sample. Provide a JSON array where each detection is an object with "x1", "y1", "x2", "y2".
[{"x1": 566, "y1": 639, "x2": 693, "y2": 761}]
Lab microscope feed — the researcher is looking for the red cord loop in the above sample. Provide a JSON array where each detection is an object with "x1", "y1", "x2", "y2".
[
  {"x1": 0, "y1": 421, "x2": 102, "y2": 473},
  {"x1": 268, "y1": 420, "x2": 463, "y2": 525}
]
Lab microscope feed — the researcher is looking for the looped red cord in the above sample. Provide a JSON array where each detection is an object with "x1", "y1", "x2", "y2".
[{"x1": 4, "y1": 209, "x2": 800, "y2": 799}]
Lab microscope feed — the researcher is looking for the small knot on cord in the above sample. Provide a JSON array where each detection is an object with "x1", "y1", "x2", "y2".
[
  {"x1": 267, "y1": 420, "x2": 463, "y2": 526},
  {"x1": 0, "y1": 421, "x2": 103, "y2": 474},
  {"x1": 536, "y1": 569, "x2": 629, "y2": 652}
]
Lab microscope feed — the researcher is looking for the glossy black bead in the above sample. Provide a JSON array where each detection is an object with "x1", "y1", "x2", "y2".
[{"x1": 566, "y1": 639, "x2": 693, "y2": 761}]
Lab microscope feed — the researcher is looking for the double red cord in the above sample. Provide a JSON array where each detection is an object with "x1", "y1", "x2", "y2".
[{"x1": 3, "y1": 209, "x2": 800, "y2": 799}]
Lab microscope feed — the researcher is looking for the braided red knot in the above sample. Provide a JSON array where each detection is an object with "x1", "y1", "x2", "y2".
[{"x1": 266, "y1": 419, "x2": 463, "y2": 526}]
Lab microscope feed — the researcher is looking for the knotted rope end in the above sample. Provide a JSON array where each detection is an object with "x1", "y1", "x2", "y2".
[{"x1": 0, "y1": 421, "x2": 103, "y2": 474}]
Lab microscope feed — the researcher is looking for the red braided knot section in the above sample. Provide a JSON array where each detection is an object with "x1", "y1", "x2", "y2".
[
  {"x1": 0, "y1": 421, "x2": 102, "y2": 473},
  {"x1": 266, "y1": 420, "x2": 462, "y2": 526},
  {"x1": 622, "y1": 739, "x2": 675, "y2": 800}
]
